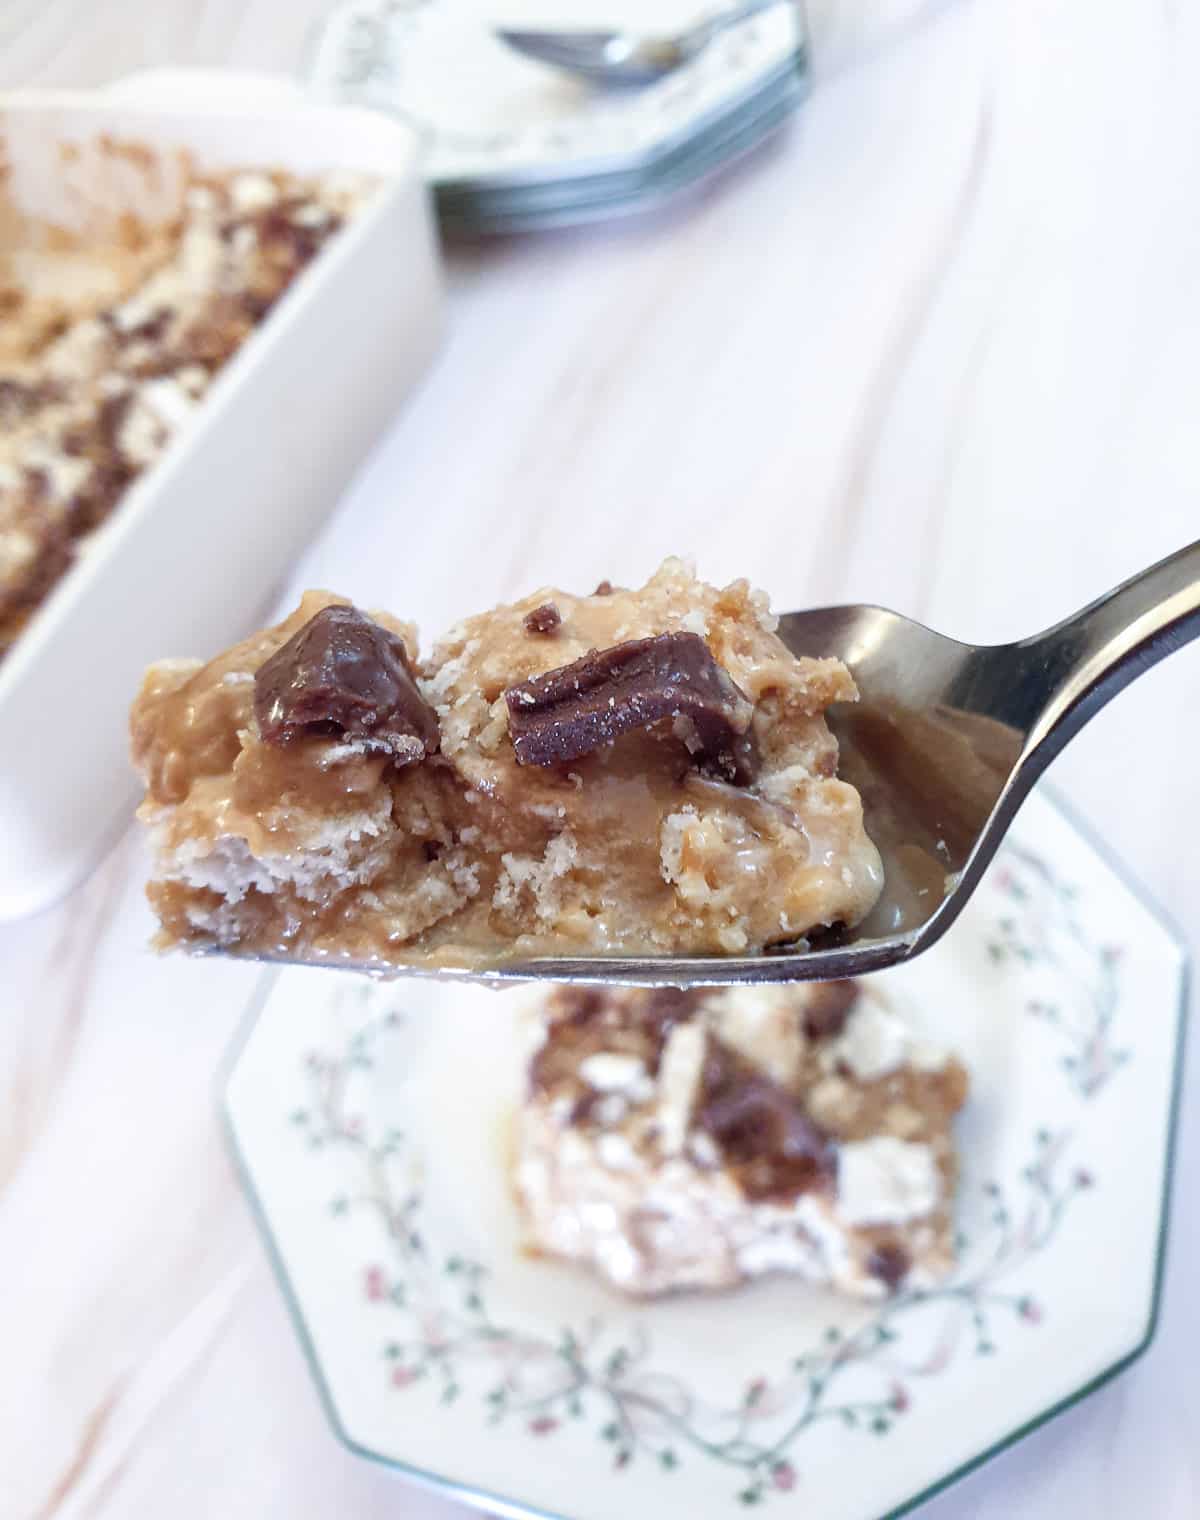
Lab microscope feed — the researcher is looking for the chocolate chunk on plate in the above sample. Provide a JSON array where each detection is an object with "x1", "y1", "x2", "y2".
[
  {"x1": 802, "y1": 980, "x2": 860, "y2": 1040},
  {"x1": 697, "y1": 1038, "x2": 836, "y2": 1202},
  {"x1": 254, "y1": 604, "x2": 439, "y2": 764},
  {"x1": 504, "y1": 630, "x2": 758, "y2": 784},
  {"x1": 866, "y1": 1241, "x2": 912, "y2": 1291}
]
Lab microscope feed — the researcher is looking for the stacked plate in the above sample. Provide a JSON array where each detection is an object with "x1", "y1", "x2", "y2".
[{"x1": 305, "y1": 0, "x2": 809, "y2": 232}]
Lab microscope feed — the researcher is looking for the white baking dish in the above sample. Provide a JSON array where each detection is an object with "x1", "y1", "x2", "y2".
[{"x1": 0, "y1": 89, "x2": 442, "y2": 920}]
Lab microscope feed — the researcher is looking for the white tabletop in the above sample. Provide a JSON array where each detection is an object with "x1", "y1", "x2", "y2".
[{"x1": 2, "y1": 3, "x2": 1197, "y2": 1518}]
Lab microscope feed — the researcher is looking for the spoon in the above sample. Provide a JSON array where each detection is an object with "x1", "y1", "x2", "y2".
[
  {"x1": 228, "y1": 538, "x2": 1200, "y2": 987},
  {"x1": 496, "y1": 0, "x2": 783, "y2": 87}
]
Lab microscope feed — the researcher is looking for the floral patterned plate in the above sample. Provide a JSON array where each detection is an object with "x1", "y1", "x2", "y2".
[{"x1": 223, "y1": 788, "x2": 1186, "y2": 1520}]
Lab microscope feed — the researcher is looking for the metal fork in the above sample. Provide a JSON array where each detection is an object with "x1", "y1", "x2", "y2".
[
  {"x1": 496, "y1": 0, "x2": 783, "y2": 86},
  {"x1": 228, "y1": 539, "x2": 1200, "y2": 987}
]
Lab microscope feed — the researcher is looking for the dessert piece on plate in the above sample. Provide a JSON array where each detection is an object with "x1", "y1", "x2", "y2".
[
  {"x1": 513, "y1": 980, "x2": 968, "y2": 1298},
  {"x1": 129, "y1": 559, "x2": 884, "y2": 970},
  {"x1": 0, "y1": 165, "x2": 376, "y2": 657}
]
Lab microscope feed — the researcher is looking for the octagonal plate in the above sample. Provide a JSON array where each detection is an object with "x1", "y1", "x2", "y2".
[
  {"x1": 223, "y1": 788, "x2": 1186, "y2": 1520},
  {"x1": 305, "y1": 0, "x2": 806, "y2": 189}
]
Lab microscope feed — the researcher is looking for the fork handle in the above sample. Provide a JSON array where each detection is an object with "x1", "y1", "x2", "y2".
[{"x1": 1017, "y1": 538, "x2": 1200, "y2": 771}]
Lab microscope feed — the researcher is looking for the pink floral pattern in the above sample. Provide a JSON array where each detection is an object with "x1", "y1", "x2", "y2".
[
  {"x1": 988, "y1": 843, "x2": 1130, "y2": 1096},
  {"x1": 290, "y1": 1009, "x2": 1097, "y2": 1507}
]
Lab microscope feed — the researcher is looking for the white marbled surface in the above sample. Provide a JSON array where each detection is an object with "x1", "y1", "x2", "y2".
[{"x1": 1, "y1": 1, "x2": 1198, "y2": 1517}]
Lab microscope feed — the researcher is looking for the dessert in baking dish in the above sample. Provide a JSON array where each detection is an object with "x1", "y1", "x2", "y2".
[{"x1": 0, "y1": 164, "x2": 375, "y2": 658}]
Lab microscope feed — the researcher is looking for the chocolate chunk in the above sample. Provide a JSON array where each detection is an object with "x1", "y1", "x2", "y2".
[
  {"x1": 254, "y1": 604, "x2": 439, "y2": 764},
  {"x1": 0, "y1": 377, "x2": 58, "y2": 424},
  {"x1": 101, "y1": 306, "x2": 171, "y2": 345},
  {"x1": 592, "y1": 580, "x2": 615, "y2": 596},
  {"x1": 866, "y1": 1241, "x2": 911, "y2": 1291},
  {"x1": 64, "y1": 462, "x2": 134, "y2": 536},
  {"x1": 23, "y1": 466, "x2": 50, "y2": 500},
  {"x1": 97, "y1": 391, "x2": 136, "y2": 449},
  {"x1": 637, "y1": 988, "x2": 708, "y2": 1068},
  {"x1": 803, "y1": 981, "x2": 860, "y2": 1040},
  {"x1": 250, "y1": 203, "x2": 338, "y2": 266},
  {"x1": 642, "y1": 987, "x2": 707, "y2": 1026},
  {"x1": 176, "y1": 292, "x2": 267, "y2": 368},
  {"x1": 532, "y1": 987, "x2": 667, "y2": 1101},
  {"x1": 523, "y1": 602, "x2": 562, "y2": 635},
  {"x1": 697, "y1": 1038, "x2": 835, "y2": 1201},
  {"x1": 62, "y1": 390, "x2": 133, "y2": 461},
  {"x1": 0, "y1": 511, "x2": 72, "y2": 617},
  {"x1": 545, "y1": 985, "x2": 696, "y2": 1046},
  {"x1": 0, "y1": 378, "x2": 31, "y2": 421},
  {"x1": 566, "y1": 1090, "x2": 602, "y2": 1125},
  {"x1": 504, "y1": 631, "x2": 757, "y2": 785},
  {"x1": 552, "y1": 987, "x2": 611, "y2": 1029}
]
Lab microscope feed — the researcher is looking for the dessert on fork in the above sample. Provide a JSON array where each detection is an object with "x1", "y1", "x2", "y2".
[{"x1": 129, "y1": 560, "x2": 884, "y2": 971}]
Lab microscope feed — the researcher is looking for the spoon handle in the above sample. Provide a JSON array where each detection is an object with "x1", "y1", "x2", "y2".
[{"x1": 1020, "y1": 537, "x2": 1200, "y2": 770}]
